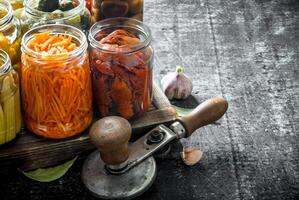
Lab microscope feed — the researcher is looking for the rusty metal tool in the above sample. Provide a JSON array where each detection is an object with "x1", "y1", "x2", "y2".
[{"x1": 82, "y1": 96, "x2": 228, "y2": 199}]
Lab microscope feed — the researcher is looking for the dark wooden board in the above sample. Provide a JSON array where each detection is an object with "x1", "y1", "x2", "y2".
[
  {"x1": 1, "y1": 0, "x2": 299, "y2": 200},
  {"x1": 0, "y1": 83, "x2": 177, "y2": 171}
]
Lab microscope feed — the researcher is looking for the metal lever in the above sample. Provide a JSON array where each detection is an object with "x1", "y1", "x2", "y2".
[
  {"x1": 116, "y1": 96, "x2": 228, "y2": 172},
  {"x1": 88, "y1": 96, "x2": 228, "y2": 174},
  {"x1": 117, "y1": 124, "x2": 181, "y2": 174},
  {"x1": 82, "y1": 96, "x2": 228, "y2": 199}
]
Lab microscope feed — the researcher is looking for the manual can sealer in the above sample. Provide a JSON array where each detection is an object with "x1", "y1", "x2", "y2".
[{"x1": 82, "y1": 96, "x2": 228, "y2": 199}]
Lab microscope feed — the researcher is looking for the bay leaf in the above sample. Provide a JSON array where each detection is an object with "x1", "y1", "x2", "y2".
[{"x1": 20, "y1": 156, "x2": 77, "y2": 182}]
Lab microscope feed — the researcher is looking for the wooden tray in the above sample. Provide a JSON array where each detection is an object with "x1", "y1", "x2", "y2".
[{"x1": 0, "y1": 83, "x2": 177, "y2": 171}]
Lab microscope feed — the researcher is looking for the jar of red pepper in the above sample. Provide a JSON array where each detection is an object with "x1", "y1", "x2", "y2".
[{"x1": 89, "y1": 17, "x2": 153, "y2": 120}]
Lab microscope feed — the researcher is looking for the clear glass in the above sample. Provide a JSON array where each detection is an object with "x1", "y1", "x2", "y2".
[
  {"x1": 21, "y1": 24, "x2": 93, "y2": 139},
  {"x1": 20, "y1": 0, "x2": 91, "y2": 32},
  {"x1": 91, "y1": 0, "x2": 143, "y2": 24},
  {"x1": 89, "y1": 17, "x2": 153, "y2": 120},
  {"x1": 0, "y1": 0, "x2": 22, "y2": 68},
  {"x1": 0, "y1": 49, "x2": 22, "y2": 145}
]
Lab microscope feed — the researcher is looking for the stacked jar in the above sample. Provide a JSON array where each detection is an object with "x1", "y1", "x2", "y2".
[
  {"x1": 21, "y1": 24, "x2": 93, "y2": 139},
  {"x1": 89, "y1": 17, "x2": 153, "y2": 120},
  {"x1": 19, "y1": 0, "x2": 91, "y2": 32},
  {"x1": 0, "y1": 0, "x2": 22, "y2": 69},
  {"x1": 0, "y1": 49, "x2": 22, "y2": 145},
  {"x1": 91, "y1": 0, "x2": 143, "y2": 23}
]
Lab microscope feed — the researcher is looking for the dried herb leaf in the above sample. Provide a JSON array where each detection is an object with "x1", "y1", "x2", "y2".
[
  {"x1": 20, "y1": 156, "x2": 77, "y2": 182},
  {"x1": 172, "y1": 105, "x2": 194, "y2": 116}
]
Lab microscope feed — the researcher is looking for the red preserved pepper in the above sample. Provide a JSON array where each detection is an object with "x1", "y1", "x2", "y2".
[
  {"x1": 90, "y1": 29, "x2": 153, "y2": 119},
  {"x1": 85, "y1": 0, "x2": 92, "y2": 12}
]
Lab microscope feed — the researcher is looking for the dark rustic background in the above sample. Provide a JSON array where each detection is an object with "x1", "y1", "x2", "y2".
[{"x1": 1, "y1": 0, "x2": 299, "y2": 199}]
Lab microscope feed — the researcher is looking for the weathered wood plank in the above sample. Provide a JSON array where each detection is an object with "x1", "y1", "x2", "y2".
[{"x1": 206, "y1": 0, "x2": 299, "y2": 199}]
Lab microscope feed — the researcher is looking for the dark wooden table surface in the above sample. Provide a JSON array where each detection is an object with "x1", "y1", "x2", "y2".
[{"x1": 2, "y1": 0, "x2": 299, "y2": 199}]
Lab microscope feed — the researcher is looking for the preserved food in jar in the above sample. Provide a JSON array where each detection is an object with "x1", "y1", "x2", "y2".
[
  {"x1": 0, "y1": 0, "x2": 22, "y2": 67},
  {"x1": 91, "y1": 0, "x2": 143, "y2": 23},
  {"x1": 0, "y1": 49, "x2": 22, "y2": 145},
  {"x1": 20, "y1": 0, "x2": 91, "y2": 32},
  {"x1": 21, "y1": 24, "x2": 93, "y2": 139},
  {"x1": 9, "y1": 0, "x2": 23, "y2": 10},
  {"x1": 85, "y1": 0, "x2": 91, "y2": 11},
  {"x1": 89, "y1": 17, "x2": 153, "y2": 120}
]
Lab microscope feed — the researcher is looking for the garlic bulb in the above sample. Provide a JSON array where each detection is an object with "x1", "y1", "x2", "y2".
[
  {"x1": 180, "y1": 147, "x2": 203, "y2": 166},
  {"x1": 161, "y1": 66, "x2": 193, "y2": 100}
]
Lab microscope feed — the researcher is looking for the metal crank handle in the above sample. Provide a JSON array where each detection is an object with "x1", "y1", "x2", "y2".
[
  {"x1": 83, "y1": 97, "x2": 229, "y2": 199},
  {"x1": 171, "y1": 96, "x2": 228, "y2": 138},
  {"x1": 124, "y1": 96, "x2": 228, "y2": 172}
]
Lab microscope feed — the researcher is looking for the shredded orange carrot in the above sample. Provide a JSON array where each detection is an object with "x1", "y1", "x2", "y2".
[{"x1": 21, "y1": 32, "x2": 93, "y2": 139}]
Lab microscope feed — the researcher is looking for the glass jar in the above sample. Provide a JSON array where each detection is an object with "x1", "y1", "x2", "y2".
[
  {"x1": 91, "y1": 0, "x2": 143, "y2": 24},
  {"x1": 20, "y1": 0, "x2": 91, "y2": 32},
  {"x1": 0, "y1": 49, "x2": 22, "y2": 145},
  {"x1": 89, "y1": 17, "x2": 153, "y2": 120},
  {"x1": 21, "y1": 24, "x2": 93, "y2": 139},
  {"x1": 9, "y1": 0, "x2": 23, "y2": 10},
  {"x1": 0, "y1": 0, "x2": 22, "y2": 68}
]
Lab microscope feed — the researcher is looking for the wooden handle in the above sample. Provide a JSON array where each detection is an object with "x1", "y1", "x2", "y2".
[
  {"x1": 89, "y1": 116, "x2": 131, "y2": 165},
  {"x1": 178, "y1": 96, "x2": 228, "y2": 137}
]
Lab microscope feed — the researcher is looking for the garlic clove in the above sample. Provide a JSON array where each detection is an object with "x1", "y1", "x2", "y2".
[
  {"x1": 176, "y1": 78, "x2": 190, "y2": 99},
  {"x1": 180, "y1": 147, "x2": 203, "y2": 166},
  {"x1": 161, "y1": 66, "x2": 193, "y2": 100},
  {"x1": 162, "y1": 74, "x2": 177, "y2": 99}
]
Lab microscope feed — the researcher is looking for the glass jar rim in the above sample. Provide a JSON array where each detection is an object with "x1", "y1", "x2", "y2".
[
  {"x1": 0, "y1": 0, "x2": 13, "y2": 28},
  {"x1": 24, "y1": 0, "x2": 85, "y2": 21},
  {"x1": 0, "y1": 49, "x2": 11, "y2": 74},
  {"x1": 88, "y1": 17, "x2": 152, "y2": 54},
  {"x1": 21, "y1": 24, "x2": 88, "y2": 61}
]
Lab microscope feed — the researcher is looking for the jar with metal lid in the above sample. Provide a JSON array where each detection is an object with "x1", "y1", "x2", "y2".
[
  {"x1": 20, "y1": 0, "x2": 91, "y2": 32},
  {"x1": 21, "y1": 24, "x2": 93, "y2": 139},
  {"x1": 89, "y1": 17, "x2": 153, "y2": 120},
  {"x1": 91, "y1": 0, "x2": 143, "y2": 23},
  {"x1": 0, "y1": 49, "x2": 22, "y2": 145},
  {"x1": 0, "y1": 0, "x2": 22, "y2": 68}
]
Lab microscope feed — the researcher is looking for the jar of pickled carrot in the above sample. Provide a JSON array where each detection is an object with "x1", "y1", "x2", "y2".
[
  {"x1": 0, "y1": 49, "x2": 22, "y2": 145},
  {"x1": 89, "y1": 17, "x2": 153, "y2": 120},
  {"x1": 0, "y1": 0, "x2": 22, "y2": 68},
  {"x1": 19, "y1": 0, "x2": 91, "y2": 32},
  {"x1": 21, "y1": 24, "x2": 93, "y2": 139}
]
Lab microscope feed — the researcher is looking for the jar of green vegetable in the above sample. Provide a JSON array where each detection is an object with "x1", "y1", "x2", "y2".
[
  {"x1": 0, "y1": 49, "x2": 22, "y2": 145},
  {"x1": 0, "y1": 0, "x2": 22, "y2": 68},
  {"x1": 19, "y1": 0, "x2": 91, "y2": 32}
]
